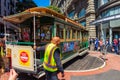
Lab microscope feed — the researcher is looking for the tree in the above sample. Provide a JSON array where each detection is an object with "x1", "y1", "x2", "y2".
[
  {"x1": 47, "y1": 5, "x2": 61, "y2": 13},
  {"x1": 16, "y1": 0, "x2": 37, "y2": 13}
]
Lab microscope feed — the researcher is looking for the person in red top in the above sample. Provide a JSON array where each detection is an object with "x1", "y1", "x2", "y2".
[
  {"x1": 113, "y1": 38, "x2": 118, "y2": 54},
  {"x1": 118, "y1": 38, "x2": 120, "y2": 54},
  {"x1": 22, "y1": 29, "x2": 30, "y2": 41},
  {"x1": 99, "y1": 39, "x2": 103, "y2": 52}
]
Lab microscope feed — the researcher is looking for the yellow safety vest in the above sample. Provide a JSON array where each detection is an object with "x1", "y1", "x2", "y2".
[
  {"x1": 0, "y1": 47, "x2": 4, "y2": 57},
  {"x1": 43, "y1": 43, "x2": 59, "y2": 72}
]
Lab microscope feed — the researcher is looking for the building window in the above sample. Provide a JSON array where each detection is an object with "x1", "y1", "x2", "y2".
[
  {"x1": 101, "y1": 9, "x2": 110, "y2": 17},
  {"x1": 0, "y1": 25, "x2": 4, "y2": 34},
  {"x1": 80, "y1": 21, "x2": 86, "y2": 27},
  {"x1": 4, "y1": 0, "x2": 6, "y2": 6},
  {"x1": 78, "y1": 8, "x2": 86, "y2": 18},
  {"x1": 4, "y1": 10, "x2": 6, "y2": 16},
  {"x1": 114, "y1": 6, "x2": 120, "y2": 14},
  {"x1": 101, "y1": 6, "x2": 120, "y2": 17},
  {"x1": 97, "y1": 0, "x2": 109, "y2": 7},
  {"x1": 102, "y1": 0, "x2": 108, "y2": 4},
  {"x1": 101, "y1": 0, "x2": 109, "y2": 6},
  {"x1": 0, "y1": 7, "x2": 1, "y2": 15},
  {"x1": 68, "y1": 10, "x2": 75, "y2": 19},
  {"x1": 110, "y1": 8, "x2": 115, "y2": 16}
]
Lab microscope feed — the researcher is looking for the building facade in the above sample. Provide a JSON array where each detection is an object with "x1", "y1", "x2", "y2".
[
  {"x1": 93, "y1": 0, "x2": 120, "y2": 44},
  {"x1": 51, "y1": 0, "x2": 96, "y2": 38},
  {"x1": 0, "y1": 0, "x2": 17, "y2": 16},
  {"x1": 0, "y1": 0, "x2": 19, "y2": 39}
]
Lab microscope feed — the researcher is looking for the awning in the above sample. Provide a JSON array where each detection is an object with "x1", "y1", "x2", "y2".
[{"x1": 90, "y1": 14, "x2": 120, "y2": 25}]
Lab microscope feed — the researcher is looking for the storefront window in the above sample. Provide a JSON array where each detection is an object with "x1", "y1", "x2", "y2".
[
  {"x1": 110, "y1": 8, "x2": 114, "y2": 16},
  {"x1": 101, "y1": 6, "x2": 120, "y2": 17},
  {"x1": 114, "y1": 6, "x2": 120, "y2": 14}
]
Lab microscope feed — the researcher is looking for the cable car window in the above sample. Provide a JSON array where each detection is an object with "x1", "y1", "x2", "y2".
[
  {"x1": 22, "y1": 28, "x2": 30, "y2": 42},
  {"x1": 77, "y1": 31, "x2": 80, "y2": 39},
  {"x1": 40, "y1": 25, "x2": 52, "y2": 42},
  {"x1": 66, "y1": 26, "x2": 70, "y2": 39},
  {"x1": 72, "y1": 29, "x2": 76, "y2": 39},
  {"x1": 56, "y1": 24, "x2": 64, "y2": 39}
]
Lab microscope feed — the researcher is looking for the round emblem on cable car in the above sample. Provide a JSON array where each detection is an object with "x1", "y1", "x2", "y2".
[{"x1": 20, "y1": 51, "x2": 29, "y2": 63}]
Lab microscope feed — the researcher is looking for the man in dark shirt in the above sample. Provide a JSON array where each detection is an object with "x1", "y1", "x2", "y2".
[{"x1": 34, "y1": 37, "x2": 64, "y2": 80}]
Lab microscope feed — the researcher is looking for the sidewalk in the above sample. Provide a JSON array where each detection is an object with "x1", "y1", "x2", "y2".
[{"x1": 58, "y1": 51, "x2": 120, "y2": 80}]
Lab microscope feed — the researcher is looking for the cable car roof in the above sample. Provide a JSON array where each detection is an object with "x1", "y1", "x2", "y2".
[
  {"x1": 3, "y1": 7, "x2": 65, "y2": 24},
  {"x1": 3, "y1": 7, "x2": 87, "y2": 31}
]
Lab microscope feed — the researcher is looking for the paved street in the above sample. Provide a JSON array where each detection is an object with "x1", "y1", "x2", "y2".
[
  {"x1": 1, "y1": 51, "x2": 120, "y2": 80},
  {"x1": 58, "y1": 51, "x2": 120, "y2": 80}
]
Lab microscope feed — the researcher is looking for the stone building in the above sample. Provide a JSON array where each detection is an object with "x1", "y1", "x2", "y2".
[{"x1": 50, "y1": 0, "x2": 96, "y2": 38}]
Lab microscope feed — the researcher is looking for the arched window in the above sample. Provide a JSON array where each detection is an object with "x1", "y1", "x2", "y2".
[
  {"x1": 98, "y1": 0, "x2": 109, "y2": 7},
  {"x1": 68, "y1": 10, "x2": 75, "y2": 19},
  {"x1": 80, "y1": 21, "x2": 86, "y2": 27},
  {"x1": 78, "y1": 8, "x2": 86, "y2": 18},
  {"x1": 100, "y1": 0, "x2": 109, "y2": 6}
]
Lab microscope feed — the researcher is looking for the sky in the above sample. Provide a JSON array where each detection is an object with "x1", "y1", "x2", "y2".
[{"x1": 33, "y1": 0, "x2": 50, "y2": 7}]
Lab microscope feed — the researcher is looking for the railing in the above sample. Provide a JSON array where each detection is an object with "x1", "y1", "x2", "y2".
[{"x1": 6, "y1": 41, "x2": 34, "y2": 45}]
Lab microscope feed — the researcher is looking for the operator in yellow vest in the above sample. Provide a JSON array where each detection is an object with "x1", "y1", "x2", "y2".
[
  {"x1": 0, "y1": 34, "x2": 5, "y2": 73},
  {"x1": 34, "y1": 36, "x2": 64, "y2": 80}
]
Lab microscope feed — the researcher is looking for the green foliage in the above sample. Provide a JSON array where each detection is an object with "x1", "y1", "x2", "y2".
[{"x1": 47, "y1": 5, "x2": 61, "y2": 13}]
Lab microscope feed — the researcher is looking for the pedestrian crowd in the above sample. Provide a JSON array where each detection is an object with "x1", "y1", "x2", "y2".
[{"x1": 89, "y1": 37, "x2": 120, "y2": 55}]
